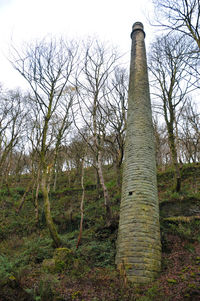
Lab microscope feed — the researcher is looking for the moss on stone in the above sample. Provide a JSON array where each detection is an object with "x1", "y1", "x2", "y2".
[
  {"x1": 53, "y1": 247, "x2": 74, "y2": 272},
  {"x1": 42, "y1": 258, "x2": 56, "y2": 273},
  {"x1": 42, "y1": 248, "x2": 75, "y2": 273}
]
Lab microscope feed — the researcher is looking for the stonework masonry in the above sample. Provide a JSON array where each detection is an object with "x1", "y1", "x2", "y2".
[{"x1": 115, "y1": 22, "x2": 161, "y2": 283}]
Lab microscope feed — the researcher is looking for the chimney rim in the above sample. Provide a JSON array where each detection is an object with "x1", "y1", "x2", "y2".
[{"x1": 131, "y1": 21, "x2": 145, "y2": 39}]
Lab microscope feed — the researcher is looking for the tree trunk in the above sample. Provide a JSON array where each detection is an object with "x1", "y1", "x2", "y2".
[
  {"x1": 41, "y1": 170, "x2": 62, "y2": 247},
  {"x1": 53, "y1": 168, "x2": 58, "y2": 192},
  {"x1": 17, "y1": 179, "x2": 34, "y2": 212},
  {"x1": 97, "y1": 150, "x2": 112, "y2": 224},
  {"x1": 76, "y1": 158, "x2": 85, "y2": 249},
  {"x1": 35, "y1": 168, "x2": 40, "y2": 224},
  {"x1": 115, "y1": 150, "x2": 123, "y2": 187},
  {"x1": 5, "y1": 156, "x2": 12, "y2": 195},
  {"x1": 168, "y1": 128, "x2": 181, "y2": 192},
  {"x1": 116, "y1": 163, "x2": 121, "y2": 187}
]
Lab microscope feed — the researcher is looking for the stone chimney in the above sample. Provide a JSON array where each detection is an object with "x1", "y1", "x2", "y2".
[{"x1": 115, "y1": 22, "x2": 161, "y2": 284}]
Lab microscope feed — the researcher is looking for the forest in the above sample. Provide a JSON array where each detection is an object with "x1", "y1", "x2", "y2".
[{"x1": 0, "y1": 0, "x2": 200, "y2": 300}]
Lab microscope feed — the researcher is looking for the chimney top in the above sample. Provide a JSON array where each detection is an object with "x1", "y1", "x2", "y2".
[{"x1": 131, "y1": 22, "x2": 145, "y2": 39}]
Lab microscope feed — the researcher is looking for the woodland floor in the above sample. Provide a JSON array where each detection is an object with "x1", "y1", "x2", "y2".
[{"x1": 0, "y1": 163, "x2": 200, "y2": 301}]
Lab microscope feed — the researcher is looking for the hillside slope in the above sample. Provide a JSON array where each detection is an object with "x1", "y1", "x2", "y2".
[{"x1": 0, "y1": 163, "x2": 200, "y2": 300}]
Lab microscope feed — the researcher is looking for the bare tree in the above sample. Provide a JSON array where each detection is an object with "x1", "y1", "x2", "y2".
[
  {"x1": 11, "y1": 37, "x2": 78, "y2": 247},
  {"x1": 149, "y1": 34, "x2": 195, "y2": 191},
  {"x1": 179, "y1": 98, "x2": 200, "y2": 162},
  {"x1": 152, "y1": 0, "x2": 200, "y2": 87},
  {"x1": 67, "y1": 133, "x2": 88, "y2": 185},
  {"x1": 51, "y1": 86, "x2": 75, "y2": 191},
  {"x1": 152, "y1": 0, "x2": 200, "y2": 50},
  {"x1": 103, "y1": 67, "x2": 128, "y2": 186},
  {"x1": 0, "y1": 88, "x2": 27, "y2": 192},
  {"x1": 76, "y1": 143, "x2": 87, "y2": 249},
  {"x1": 75, "y1": 39, "x2": 120, "y2": 224},
  {"x1": 153, "y1": 117, "x2": 171, "y2": 169}
]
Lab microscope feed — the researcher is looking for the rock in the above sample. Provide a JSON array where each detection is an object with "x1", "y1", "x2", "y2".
[{"x1": 42, "y1": 248, "x2": 75, "y2": 273}]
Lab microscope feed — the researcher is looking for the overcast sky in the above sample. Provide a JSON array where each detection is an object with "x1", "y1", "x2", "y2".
[{"x1": 0, "y1": 0, "x2": 155, "y2": 89}]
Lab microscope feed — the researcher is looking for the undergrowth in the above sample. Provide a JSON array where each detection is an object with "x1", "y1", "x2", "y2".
[{"x1": 0, "y1": 163, "x2": 199, "y2": 301}]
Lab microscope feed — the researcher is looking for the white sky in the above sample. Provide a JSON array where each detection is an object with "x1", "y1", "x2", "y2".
[{"x1": 0, "y1": 0, "x2": 155, "y2": 90}]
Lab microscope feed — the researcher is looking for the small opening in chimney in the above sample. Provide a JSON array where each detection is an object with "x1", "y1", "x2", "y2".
[{"x1": 129, "y1": 191, "x2": 133, "y2": 196}]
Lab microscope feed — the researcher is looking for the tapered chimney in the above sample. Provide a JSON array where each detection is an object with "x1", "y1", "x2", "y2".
[{"x1": 116, "y1": 22, "x2": 161, "y2": 283}]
